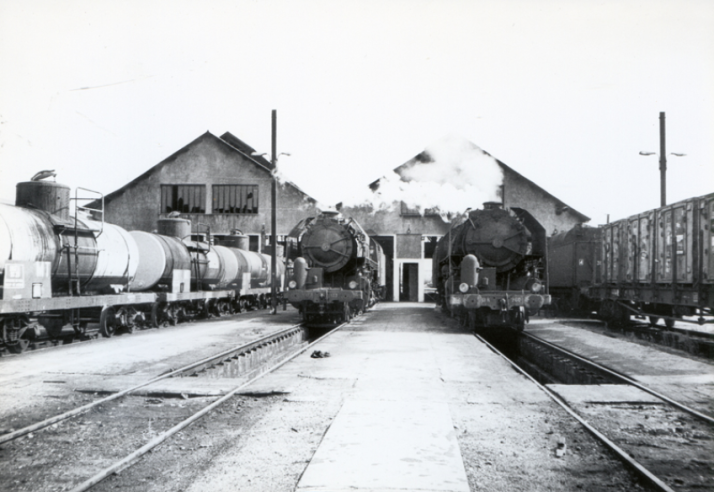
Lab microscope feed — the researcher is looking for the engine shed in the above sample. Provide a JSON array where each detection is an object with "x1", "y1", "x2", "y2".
[
  {"x1": 91, "y1": 131, "x2": 321, "y2": 253},
  {"x1": 340, "y1": 136, "x2": 590, "y2": 303}
]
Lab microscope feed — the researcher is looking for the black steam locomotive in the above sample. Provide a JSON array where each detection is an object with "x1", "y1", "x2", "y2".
[
  {"x1": 433, "y1": 202, "x2": 550, "y2": 331},
  {"x1": 284, "y1": 211, "x2": 385, "y2": 326}
]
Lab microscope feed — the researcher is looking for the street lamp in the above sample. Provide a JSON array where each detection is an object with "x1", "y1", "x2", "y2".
[{"x1": 639, "y1": 112, "x2": 685, "y2": 207}]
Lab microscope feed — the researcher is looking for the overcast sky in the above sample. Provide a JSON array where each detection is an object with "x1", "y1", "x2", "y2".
[{"x1": 1, "y1": 0, "x2": 712, "y2": 226}]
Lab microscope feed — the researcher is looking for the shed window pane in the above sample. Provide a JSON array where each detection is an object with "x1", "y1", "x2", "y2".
[
  {"x1": 161, "y1": 185, "x2": 205, "y2": 213},
  {"x1": 212, "y1": 185, "x2": 259, "y2": 214}
]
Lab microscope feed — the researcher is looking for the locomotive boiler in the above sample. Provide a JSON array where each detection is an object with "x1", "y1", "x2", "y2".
[
  {"x1": 433, "y1": 202, "x2": 550, "y2": 331},
  {"x1": 284, "y1": 211, "x2": 385, "y2": 326}
]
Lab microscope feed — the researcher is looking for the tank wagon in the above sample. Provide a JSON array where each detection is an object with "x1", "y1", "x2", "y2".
[
  {"x1": 549, "y1": 192, "x2": 714, "y2": 327},
  {"x1": 0, "y1": 179, "x2": 285, "y2": 353},
  {"x1": 284, "y1": 211, "x2": 385, "y2": 326},
  {"x1": 433, "y1": 202, "x2": 551, "y2": 331}
]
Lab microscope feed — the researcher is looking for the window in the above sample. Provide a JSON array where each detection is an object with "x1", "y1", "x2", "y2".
[
  {"x1": 212, "y1": 185, "x2": 259, "y2": 214},
  {"x1": 161, "y1": 185, "x2": 206, "y2": 213},
  {"x1": 423, "y1": 236, "x2": 439, "y2": 259}
]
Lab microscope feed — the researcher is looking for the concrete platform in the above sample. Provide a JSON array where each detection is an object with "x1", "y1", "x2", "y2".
[
  {"x1": 185, "y1": 304, "x2": 636, "y2": 492},
  {"x1": 298, "y1": 399, "x2": 468, "y2": 492}
]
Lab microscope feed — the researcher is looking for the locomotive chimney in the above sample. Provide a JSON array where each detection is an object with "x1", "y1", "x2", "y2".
[{"x1": 483, "y1": 201, "x2": 502, "y2": 210}]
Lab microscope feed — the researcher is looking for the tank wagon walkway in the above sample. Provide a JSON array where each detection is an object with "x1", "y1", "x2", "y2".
[{"x1": 187, "y1": 304, "x2": 624, "y2": 492}]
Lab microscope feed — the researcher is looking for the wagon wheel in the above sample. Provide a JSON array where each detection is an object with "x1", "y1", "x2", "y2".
[
  {"x1": 124, "y1": 308, "x2": 136, "y2": 334},
  {"x1": 150, "y1": 302, "x2": 161, "y2": 329},
  {"x1": 215, "y1": 300, "x2": 232, "y2": 317},
  {"x1": 8, "y1": 338, "x2": 30, "y2": 354},
  {"x1": 99, "y1": 306, "x2": 117, "y2": 338},
  {"x1": 3, "y1": 318, "x2": 30, "y2": 353},
  {"x1": 168, "y1": 305, "x2": 179, "y2": 326},
  {"x1": 664, "y1": 317, "x2": 676, "y2": 330},
  {"x1": 648, "y1": 316, "x2": 660, "y2": 327},
  {"x1": 73, "y1": 322, "x2": 89, "y2": 338},
  {"x1": 200, "y1": 299, "x2": 212, "y2": 319}
]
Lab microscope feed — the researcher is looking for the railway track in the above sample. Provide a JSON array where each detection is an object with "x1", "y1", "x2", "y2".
[
  {"x1": 0, "y1": 321, "x2": 346, "y2": 492},
  {"x1": 0, "y1": 307, "x2": 276, "y2": 357},
  {"x1": 555, "y1": 317, "x2": 714, "y2": 360},
  {"x1": 480, "y1": 331, "x2": 714, "y2": 492}
]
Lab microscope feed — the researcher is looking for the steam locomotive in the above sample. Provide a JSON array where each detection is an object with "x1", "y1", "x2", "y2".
[
  {"x1": 433, "y1": 202, "x2": 550, "y2": 331},
  {"x1": 548, "y1": 192, "x2": 714, "y2": 328},
  {"x1": 0, "y1": 179, "x2": 285, "y2": 353},
  {"x1": 283, "y1": 211, "x2": 385, "y2": 326}
]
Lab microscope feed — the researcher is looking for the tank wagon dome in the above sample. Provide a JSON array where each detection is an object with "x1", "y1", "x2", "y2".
[
  {"x1": 459, "y1": 207, "x2": 529, "y2": 272},
  {"x1": 16, "y1": 180, "x2": 71, "y2": 220}
]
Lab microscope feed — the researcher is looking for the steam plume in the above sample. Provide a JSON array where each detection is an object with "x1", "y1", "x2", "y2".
[{"x1": 339, "y1": 134, "x2": 504, "y2": 219}]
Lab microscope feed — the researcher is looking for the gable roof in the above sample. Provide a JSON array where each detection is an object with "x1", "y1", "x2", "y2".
[
  {"x1": 369, "y1": 138, "x2": 590, "y2": 223},
  {"x1": 95, "y1": 131, "x2": 316, "y2": 206}
]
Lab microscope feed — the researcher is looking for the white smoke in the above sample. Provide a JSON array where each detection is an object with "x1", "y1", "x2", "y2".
[{"x1": 338, "y1": 134, "x2": 504, "y2": 219}]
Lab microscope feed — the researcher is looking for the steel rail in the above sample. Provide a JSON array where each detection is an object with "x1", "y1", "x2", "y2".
[
  {"x1": 475, "y1": 333, "x2": 677, "y2": 492},
  {"x1": 67, "y1": 321, "x2": 348, "y2": 492},
  {"x1": 0, "y1": 323, "x2": 305, "y2": 445},
  {"x1": 524, "y1": 331, "x2": 714, "y2": 425}
]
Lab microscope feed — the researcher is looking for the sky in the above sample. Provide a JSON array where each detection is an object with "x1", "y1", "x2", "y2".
[{"x1": 0, "y1": 0, "x2": 712, "y2": 227}]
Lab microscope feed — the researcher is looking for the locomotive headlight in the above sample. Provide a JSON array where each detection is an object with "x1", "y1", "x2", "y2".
[
  {"x1": 459, "y1": 282, "x2": 469, "y2": 293},
  {"x1": 288, "y1": 280, "x2": 297, "y2": 289},
  {"x1": 530, "y1": 282, "x2": 542, "y2": 293},
  {"x1": 348, "y1": 280, "x2": 358, "y2": 290}
]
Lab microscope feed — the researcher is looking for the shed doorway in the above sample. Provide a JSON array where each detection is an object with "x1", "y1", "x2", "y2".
[{"x1": 400, "y1": 262, "x2": 419, "y2": 302}]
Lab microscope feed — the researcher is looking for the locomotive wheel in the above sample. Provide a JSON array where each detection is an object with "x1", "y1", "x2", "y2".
[
  {"x1": 99, "y1": 307, "x2": 117, "y2": 338},
  {"x1": 342, "y1": 303, "x2": 351, "y2": 324},
  {"x1": 513, "y1": 309, "x2": 526, "y2": 332}
]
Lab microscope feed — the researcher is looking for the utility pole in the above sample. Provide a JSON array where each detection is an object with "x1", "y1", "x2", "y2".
[
  {"x1": 271, "y1": 110, "x2": 277, "y2": 314},
  {"x1": 659, "y1": 111, "x2": 667, "y2": 207}
]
